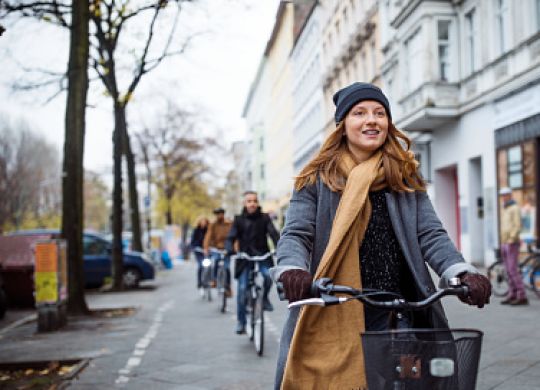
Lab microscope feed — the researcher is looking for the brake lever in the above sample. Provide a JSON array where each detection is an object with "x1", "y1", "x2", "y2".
[{"x1": 311, "y1": 277, "x2": 333, "y2": 297}]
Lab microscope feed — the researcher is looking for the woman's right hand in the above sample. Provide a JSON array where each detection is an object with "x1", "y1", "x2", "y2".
[{"x1": 279, "y1": 269, "x2": 313, "y2": 303}]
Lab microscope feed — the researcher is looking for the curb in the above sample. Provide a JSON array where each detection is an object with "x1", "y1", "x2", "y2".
[{"x1": 0, "y1": 313, "x2": 37, "y2": 338}]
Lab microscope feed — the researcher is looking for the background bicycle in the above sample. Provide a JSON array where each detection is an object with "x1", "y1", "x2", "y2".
[
  {"x1": 208, "y1": 247, "x2": 230, "y2": 313},
  {"x1": 285, "y1": 278, "x2": 483, "y2": 390},
  {"x1": 487, "y1": 244, "x2": 540, "y2": 298},
  {"x1": 233, "y1": 251, "x2": 274, "y2": 356}
]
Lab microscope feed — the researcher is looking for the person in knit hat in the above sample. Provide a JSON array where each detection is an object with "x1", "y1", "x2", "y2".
[{"x1": 270, "y1": 82, "x2": 492, "y2": 390}]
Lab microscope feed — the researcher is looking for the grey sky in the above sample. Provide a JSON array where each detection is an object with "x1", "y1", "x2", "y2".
[{"x1": 0, "y1": 0, "x2": 280, "y2": 176}]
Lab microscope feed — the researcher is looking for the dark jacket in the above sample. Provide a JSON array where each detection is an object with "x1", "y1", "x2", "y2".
[
  {"x1": 190, "y1": 226, "x2": 207, "y2": 249},
  {"x1": 270, "y1": 178, "x2": 478, "y2": 389},
  {"x1": 226, "y1": 207, "x2": 280, "y2": 278}
]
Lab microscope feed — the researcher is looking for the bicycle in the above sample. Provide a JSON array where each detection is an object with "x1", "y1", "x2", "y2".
[
  {"x1": 233, "y1": 251, "x2": 274, "y2": 356},
  {"x1": 195, "y1": 247, "x2": 213, "y2": 302},
  {"x1": 487, "y1": 244, "x2": 540, "y2": 298},
  {"x1": 280, "y1": 277, "x2": 483, "y2": 390},
  {"x1": 209, "y1": 248, "x2": 230, "y2": 313}
]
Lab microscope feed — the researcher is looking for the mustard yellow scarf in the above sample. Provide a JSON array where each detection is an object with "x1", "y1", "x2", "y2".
[{"x1": 282, "y1": 149, "x2": 386, "y2": 390}]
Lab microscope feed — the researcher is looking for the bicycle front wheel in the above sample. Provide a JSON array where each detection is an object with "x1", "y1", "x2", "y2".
[
  {"x1": 530, "y1": 264, "x2": 540, "y2": 298},
  {"x1": 217, "y1": 265, "x2": 227, "y2": 313},
  {"x1": 201, "y1": 266, "x2": 212, "y2": 302},
  {"x1": 487, "y1": 261, "x2": 508, "y2": 297},
  {"x1": 253, "y1": 290, "x2": 265, "y2": 356}
]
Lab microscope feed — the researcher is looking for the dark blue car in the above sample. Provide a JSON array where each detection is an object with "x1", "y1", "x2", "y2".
[{"x1": 9, "y1": 230, "x2": 155, "y2": 288}]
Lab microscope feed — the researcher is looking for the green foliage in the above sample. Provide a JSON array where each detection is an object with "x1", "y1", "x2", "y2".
[
  {"x1": 84, "y1": 171, "x2": 110, "y2": 232},
  {"x1": 154, "y1": 179, "x2": 219, "y2": 227}
]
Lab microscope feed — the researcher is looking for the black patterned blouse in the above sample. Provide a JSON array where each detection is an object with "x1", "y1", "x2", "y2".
[{"x1": 359, "y1": 189, "x2": 408, "y2": 294}]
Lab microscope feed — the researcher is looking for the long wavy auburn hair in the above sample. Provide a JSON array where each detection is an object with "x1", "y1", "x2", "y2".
[{"x1": 295, "y1": 121, "x2": 426, "y2": 193}]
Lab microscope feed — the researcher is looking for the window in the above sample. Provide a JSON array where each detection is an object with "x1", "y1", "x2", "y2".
[
  {"x1": 371, "y1": 41, "x2": 377, "y2": 80},
  {"x1": 438, "y1": 20, "x2": 451, "y2": 81},
  {"x1": 537, "y1": 0, "x2": 540, "y2": 30},
  {"x1": 260, "y1": 164, "x2": 265, "y2": 180},
  {"x1": 405, "y1": 28, "x2": 423, "y2": 91},
  {"x1": 465, "y1": 9, "x2": 477, "y2": 73},
  {"x1": 83, "y1": 236, "x2": 108, "y2": 256},
  {"x1": 507, "y1": 145, "x2": 523, "y2": 188},
  {"x1": 495, "y1": 0, "x2": 509, "y2": 55},
  {"x1": 259, "y1": 137, "x2": 264, "y2": 152}
]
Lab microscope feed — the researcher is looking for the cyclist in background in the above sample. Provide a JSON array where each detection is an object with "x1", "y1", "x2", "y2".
[
  {"x1": 190, "y1": 216, "x2": 209, "y2": 290},
  {"x1": 226, "y1": 191, "x2": 280, "y2": 334},
  {"x1": 203, "y1": 208, "x2": 233, "y2": 295}
]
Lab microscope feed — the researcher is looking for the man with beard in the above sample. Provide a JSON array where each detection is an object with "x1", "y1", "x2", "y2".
[{"x1": 226, "y1": 191, "x2": 280, "y2": 334}]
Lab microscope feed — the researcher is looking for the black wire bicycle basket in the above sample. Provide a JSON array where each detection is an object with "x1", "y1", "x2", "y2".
[{"x1": 361, "y1": 328, "x2": 483, "y2": 390}]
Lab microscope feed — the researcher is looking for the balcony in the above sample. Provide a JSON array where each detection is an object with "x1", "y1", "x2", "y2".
[{"x1": 397, "y1": 82, "x2": 460, "y2": 130}]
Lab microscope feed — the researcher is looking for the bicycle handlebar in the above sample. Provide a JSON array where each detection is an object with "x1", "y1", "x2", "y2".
[
  {"x1": 284, "y1": 277, "x2": 469, "y2": 311},
  {"x1": 232, "y1": 251, "x2": 275, "y2": 262}
]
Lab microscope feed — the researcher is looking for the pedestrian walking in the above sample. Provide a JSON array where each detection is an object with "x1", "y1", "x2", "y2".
[
  {"x1": 190, "y1": 216, "x2": 209, "y2": 289},
  {"x1": 499, "y1": 187, "x2": 528, "y2": 305},
  {"x1": 271, "y1": 82, "x2": 492, "y2": 390}
]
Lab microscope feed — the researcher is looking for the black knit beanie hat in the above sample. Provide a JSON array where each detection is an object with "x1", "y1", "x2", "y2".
[{"x1": 333, "y1": 82, "x2": 392, "y2": 124}]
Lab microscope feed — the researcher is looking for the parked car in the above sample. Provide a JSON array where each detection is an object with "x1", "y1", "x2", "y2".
[{"x1": 5, "y1": 230, "x2": 155, "y2": 290}]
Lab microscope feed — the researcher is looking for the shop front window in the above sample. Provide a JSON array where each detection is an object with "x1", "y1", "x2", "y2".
[
  {"x1": 497, "y1": 141, "x2": 537, "y2": 245},
  {"x1": 507, "y1": 145, "x2": 523, "y2": 188}
]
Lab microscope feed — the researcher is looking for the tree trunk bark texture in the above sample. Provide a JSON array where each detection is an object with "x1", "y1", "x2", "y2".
[
  {"x1": 123, "y1": 127, "x2": 143, "y2": 252},
  {"x1": 62, "y1": 0, "x2": 90, "y2": 314},
  {"x1": 111, "y1": 103, "x2": 125, "y2": 290}
]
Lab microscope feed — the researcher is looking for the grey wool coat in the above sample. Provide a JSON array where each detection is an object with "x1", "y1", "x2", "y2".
[{"x1": 270, "y1": 178, "x2": 478, "y2": 389}]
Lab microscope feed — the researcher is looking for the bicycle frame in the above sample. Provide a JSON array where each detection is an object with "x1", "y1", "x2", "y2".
[{"x1": 233, "y1": 251, "x2": 274, "y2": 356}]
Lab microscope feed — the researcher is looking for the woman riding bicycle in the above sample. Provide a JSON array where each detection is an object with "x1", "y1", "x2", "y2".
[
  {"x1": 270, "y1": 82, "x2": 492, "y2": 390},
  {"x1": 190, "y1": 216, "x2": 209, "y2": 289}
]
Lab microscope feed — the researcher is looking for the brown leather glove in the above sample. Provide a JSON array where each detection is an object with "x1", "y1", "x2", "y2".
[
  {"x1": 459, "y1": 273, "x2": 492, "y2": 308},
  {"x1": 279, "y1": 269, "x2": 313, "y2": 303}
]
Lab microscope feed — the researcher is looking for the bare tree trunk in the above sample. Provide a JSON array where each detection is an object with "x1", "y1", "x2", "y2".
[
  {"x1": 166, "y1": 199, "x2": 173, "y2": 225},
  {"x1": 62, "y1": 0, "x2": 89, "y2": 314},
  {"x1": 123, "y1": 127, "x2": 143, "y2": 252},
  {"x1": 111, "y1": 102, "x2": 125, "y2": 290},
  {"x1": 181, "y1": 221, "x2": 190, "y2": 260}
]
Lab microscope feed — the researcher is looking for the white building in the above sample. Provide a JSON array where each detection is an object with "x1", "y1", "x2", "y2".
[
  {"x1": 291, "y1": 1, "x2": 326, "y2": 173},
  {"x1": 243, "y1": 59, "x2": 270, "y2": 202},
  {"x1": 379, "y1": 0, "x2": 540, "y2": 265}
]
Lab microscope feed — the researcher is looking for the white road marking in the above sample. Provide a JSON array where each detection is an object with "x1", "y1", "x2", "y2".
[{"x1": 115, "y1": 299, "x2": 175, "y2": 387}]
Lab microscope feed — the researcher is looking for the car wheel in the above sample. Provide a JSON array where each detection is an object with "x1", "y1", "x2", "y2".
[{"x1": 123, "y1": 267, "x2": 141, "y2": 289}]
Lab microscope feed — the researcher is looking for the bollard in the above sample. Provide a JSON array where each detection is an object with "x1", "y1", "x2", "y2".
[{"x1": 34, "y1": 240, "x2": 68, "y2": 332}]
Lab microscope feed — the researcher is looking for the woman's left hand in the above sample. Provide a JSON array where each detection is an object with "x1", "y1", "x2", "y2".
[{"x1": 459, "y1": 273, "x2": 492, "y2": 308}]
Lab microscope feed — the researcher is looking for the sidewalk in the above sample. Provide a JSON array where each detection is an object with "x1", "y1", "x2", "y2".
[{"x1": 0, "y1": 269, "x2": 182, "y2": 388}]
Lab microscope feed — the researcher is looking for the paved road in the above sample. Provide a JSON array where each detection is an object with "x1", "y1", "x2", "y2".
[
  {"x1": 2, "y1": 260, "x2": 540, "y2": 389},
  {"x1": 72, "y1": 261, "x2": 288, "y2": 389}
]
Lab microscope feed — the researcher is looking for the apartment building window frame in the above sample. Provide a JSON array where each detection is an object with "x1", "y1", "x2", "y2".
[
  {"x1": 437, "y1": 19, "x2": 452, "y2": 82},
  {"x1": 404, "y1": 26, "x2": 423, "y2": 93},
  {"x1": 494, "y1": 0, "x2": 510, "y2": 55},
  {"x1": 370, "y1": 40, "x2": 377, "y2": 81},
  {"x1": 465, "y1": 7, "x2": 478, "y2": 74},
  {"x1": 536, "y1": 0, "x2": 540, "y2": 31},
  {"x1": 507, "y1": 145, "x2": 523, "y2": 189},
  {"x1": 260, "y1": 163, "x2": 265, "y2": 181}
]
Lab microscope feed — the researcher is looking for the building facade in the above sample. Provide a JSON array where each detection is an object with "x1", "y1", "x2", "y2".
[
  {"x1": 320, "y1": 0, "x2": 382, "y2": 133},
  {"x1": 379, "y1": 0, "x2": 540, "y2": 265},
  {"x1": 243, "y1": 2, "x2": 295, "y2": 225},
  {"x1": 291, "y1": 1, "x2": 326, "y2": 173}
]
